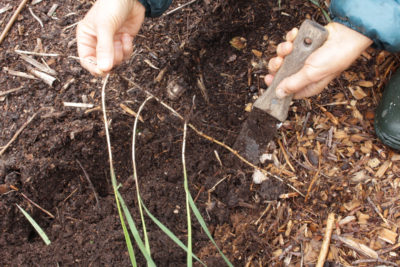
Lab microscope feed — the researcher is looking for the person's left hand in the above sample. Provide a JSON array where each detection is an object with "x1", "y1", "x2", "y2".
[
  {"x1": 76, "y1": 0, "x2": 146, "y2": 76},
  {"x1": 265, "y1": 22, "x2": 373, "y2": 99}
]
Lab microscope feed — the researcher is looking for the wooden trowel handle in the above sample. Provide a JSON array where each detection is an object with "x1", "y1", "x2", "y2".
[{"x1": 254, "y1": 19, "x2": 328, "y2": 122}]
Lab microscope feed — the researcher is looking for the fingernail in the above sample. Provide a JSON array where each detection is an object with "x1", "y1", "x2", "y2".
[
  {"x1": 97, "y1": 57, "x2": 112, "y2": 72},
  {"x1": 276, "y1": 88, "x2": 286, "y2": 98}
]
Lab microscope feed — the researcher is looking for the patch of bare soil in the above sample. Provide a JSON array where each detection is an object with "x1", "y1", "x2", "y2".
[{"x1": 1, "y1": 0, "x2": 400, "y2": 266}]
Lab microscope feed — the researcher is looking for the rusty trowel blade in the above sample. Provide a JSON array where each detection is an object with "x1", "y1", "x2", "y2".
[
  {"x1": 233, "y1": 107, "x2": 279, "y2": 164},
  {"x1": 233, "y1": 20, "x2": 328, "y2": 165}
]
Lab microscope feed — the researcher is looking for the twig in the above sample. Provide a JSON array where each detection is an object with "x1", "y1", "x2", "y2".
[
  {"x1": 164, "y1": 0, "x2": 199, "y2": 16},
  {"x1": 304, "y1": 165, "x2": 320, "y2": 203},
  {"x1": 254, "y1": 203, "x2": 272, "y2": 225},
  {"x1": 367, "y1": 196, "x2": 390, "y2": 226},
  {"x1": 63, "y1": 102, "x2": 94, "y2": 108},
  {"x1": 61, "y1": 21, "x2": 79, "y2": 33},
  {"x1": 122, "y1": 76, "x2": 305, "y2": 197},
  {"x1": 0, "y1": 85, "x2": 24, "y2": 97},
  {"x1": 278, "y1": 139, "x2": 295, "y2": 172},
  {"x1": 332, "y1": 234, "x2": 378, "y2": 259},
  {"x1": 20, "y1": 192, "x2": 55, "y2": 219},
  {"x1": 351, "y1": 259, "x2": 398, "y2": 266},
  {"x1": 316, "y1": 213, "x2": 335, "y2": 267},
  {"x1": 0, "y1": 111, "x2": 39, "y2": 157},
  {"x1": 0, "y1": 0, "x2": 30, "y2": 45},
  {"x1": 28, "y1": 67, "x2": 57, "y2": 86},
  {"x1": 208, "y1": 175, "x2": 229, "y2": 193},
  {"x1": 76, "y1": 160, "x2": 100, "y2": 210},
  {"x1": 3, "y1": 67, "x2": 37, "y2": 80},
  {"x1": 15, "y1": 49, "x2": 60, "y2": 57},
  {"x1": 19, "y1": 54, "x2": 57, "y2": 75},
  {"x1": 15, "y1": 50, "x2": 96, "y2": 65},
  {"x1": 28, "y1": 7, "x2": 43, "y2": 28}
]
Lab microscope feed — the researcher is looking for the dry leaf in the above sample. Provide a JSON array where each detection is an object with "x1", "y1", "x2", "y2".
[
  {"x1": 251, "y1": 49, "x2": 262, "y2": 58},
  {"x1": 376, "y1": 160, "x2": 391, "y2": 178},
  {"x1": 351, "y1": 170, "x2": 371, "y2": 183},
  {"x1": 334, "y1": 130, "x2": 348, "y2": 139},
  {"x1": 365, "y1": 110, "x2": 375, "y2": 120},
  {"x1": 376, "y1": 51, "x2": 388, "y2": 65},
  {"x1": 357, "y1": 212, "x2": 370, "y2": 224},
  {"x1": 230, "y1": 37, "x2": 247, "y2": 50},
  {"x1": 368, "y1": 158, "x2": 380, "y2": 168},
  {"x1": 245, "y1": 103, "x2": 252, "y2": 112},
  {"x1": 378, "y1": 228, "x2": 398, "y2": 244},
  {"x1": 339, "y1": 216, "x2": 356, "y2": 226},
  {"x1": 350, "y1": 134, "x2": 368, "y2": 142},
  {"x1": 344, "y1": 199, "x2": 361, "y2": 211},
  {"x1": 349, "y1": 86, "x2": 367, "y2": 100},
  {"x1": 392, "y1": 154, "x2": 400, "y2": 161},
  {"x1": 343, "y1": 71, "x2": 357, "y2": 82},
  {"x1": 358, "y1": 80, "x2": 374, "y2": 87}
]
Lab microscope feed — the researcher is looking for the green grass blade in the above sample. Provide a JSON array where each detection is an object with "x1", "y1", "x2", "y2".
[
  {"x1": 116, "y1": 190, "x2": 156, "y2": 267},
  {"x1": 113, "y1": 190, "x2": 137, "y2": 267},
  {"x1": 101, "y1": 74, "x2": 136, "y2": 266},
  {"x1": 188, "y1": 195, "x2": 233, "y2": 267},
  {"x1": 182, "y1": 123, "x2": 192, "y2": 267},
  {"x1": 308, "y1": 0, "x2": 331, "y2": 22},
  {"x1": 141, "y1": 202, "x2": 206, "y2": 266},
  {"x1": 16, "y1": 204, "x2": 51, "y2": 246},
  {"x1": 131, "y1": 96, "x2": 154, "y2": 255}
]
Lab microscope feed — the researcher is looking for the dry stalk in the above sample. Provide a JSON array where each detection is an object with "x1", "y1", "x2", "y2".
[
  {"x1": 164, "y1": 0, "x2": 199, "y2": 16},
  {"x1": 122, "y1": 76, "x2": 305, "y2": 197},
  {"x1": 367, "y1": 196, "x2": 391, "y2": 226},
  {"x1": 0, "y1": 0, "x2": 29, "y2": 45},
  {"x1": 0, "y1": 85, "x2": 24, "y2": 97},
  {"x1": 304, "y1": 163, "x2": 321, "y2": 203},
  {"x1": 20, "y1": 192, "x2": 55, "y2": 219},
  {"x1": 76, "y1": 160, "x2": 100, "y2": 210},
  {"x1": 28, "y1": 7, "x2": 43, "y2": 28},
  {"x1": 0, "y1": 111, "x2": 40, "y2": 157},
  {"x1": 316, "y1": 213, "x2": 335, "y2": 267}
]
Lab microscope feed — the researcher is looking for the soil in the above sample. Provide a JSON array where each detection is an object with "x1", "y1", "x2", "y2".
[{"x1": 1, "y1": 0, "x2": 399, "y2": 266}]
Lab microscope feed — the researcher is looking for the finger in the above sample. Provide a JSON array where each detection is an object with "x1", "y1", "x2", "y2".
[
  {"x1": 96, "y1": 24, "x2": 116, "y2": 73},
  {"x1": 264, "y1": 74, "x2": 274, "y2": 86},
  {"x1": 286, "y1": 27, "x2": 298, "y2": 42},
  {"x1": 81, "y1": 56, "x2": 105, "y2": 76},
  {"x1": 121, "y1": 33, "x2": 134, "y2": 60},
  {"x1": 293, "y1": 73, "x2": 337, "y2": 99},
  {"x1": 113, "y1": 40, "x2": 124, "y2": 66},
  {"x1": 276, "y1": 41, "x2": 293, "y2": 57},
  {"x1": 76, "y1": 23, "x2": 103, "y2": 75},
  {"x1": 268, "y1": 56, "x2": 283, "y2": 73},
  {"x1": 275, "y1": 64, "x2": 321, "y2": 98}
]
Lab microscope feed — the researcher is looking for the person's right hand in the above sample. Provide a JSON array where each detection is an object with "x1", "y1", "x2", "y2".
[
  {"x1": 76, "y1": 0, "x2": 146, "y2": 76},
  {"x1": 265, "y1": 22, "x2": 373, "y2": 99}
]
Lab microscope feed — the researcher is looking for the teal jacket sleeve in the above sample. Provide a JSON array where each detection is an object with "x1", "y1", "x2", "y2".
[
  {"x1": 330, "y1": 0, "x2": 400, "y2": 52},
  {"x1": 138, "y1": 0, "x2": 172, "y2": 17}
]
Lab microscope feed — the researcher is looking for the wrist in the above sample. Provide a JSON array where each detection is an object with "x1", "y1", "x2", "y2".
[{"x1": 326, "y1": 22, "x2": 373, "y2": 50}]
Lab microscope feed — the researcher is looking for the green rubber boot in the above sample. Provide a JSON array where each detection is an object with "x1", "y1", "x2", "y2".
[{"x1": 374, "y1": 69, "x2": 400, "y2": 150}]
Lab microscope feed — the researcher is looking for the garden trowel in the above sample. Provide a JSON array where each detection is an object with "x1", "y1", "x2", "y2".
[{"x1": 234, "y1": 20, "x2": 328, "y2": 164}]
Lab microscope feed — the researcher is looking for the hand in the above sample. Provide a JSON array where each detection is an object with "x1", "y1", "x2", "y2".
[
  {"x1": 264, "y1": 22, "x2": 373, "y2": 99},
  {"x1": 76, "y1": 0, "x2": 146, "y2": 76}
]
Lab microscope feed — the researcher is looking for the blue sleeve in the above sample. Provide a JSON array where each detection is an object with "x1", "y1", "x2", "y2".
[
  {"x1": 138, "y1": 0, "x2": 172, "y2": 17},
  {"x1": 330, "y1": 0, "x2": 400, "y2": 52}
]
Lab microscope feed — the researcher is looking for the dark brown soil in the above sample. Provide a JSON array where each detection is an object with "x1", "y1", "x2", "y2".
[{"x1": 2, "y1": 0, "x2": 398, "y2": 266}]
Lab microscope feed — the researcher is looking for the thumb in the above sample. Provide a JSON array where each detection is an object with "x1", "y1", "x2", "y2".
[
  {"x1": 96, "y1": 25, "x2": 116, "y2": 72},
  {"x1": 275, "y1": 65, "x2": 318, "y2": 98}
]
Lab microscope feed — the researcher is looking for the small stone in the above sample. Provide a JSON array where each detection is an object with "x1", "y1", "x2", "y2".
[{"x1": 252, "y1": 169, "x2": 267, "y2": 184}]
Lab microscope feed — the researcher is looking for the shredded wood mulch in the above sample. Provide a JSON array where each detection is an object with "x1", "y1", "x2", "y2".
[{"x1": 0, "y1": 0, "x2": 399, "y2": 266}]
